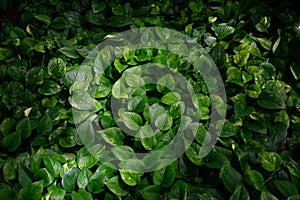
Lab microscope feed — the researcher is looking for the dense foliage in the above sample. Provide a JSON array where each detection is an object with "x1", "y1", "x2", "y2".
[{"x1": 1, "y1": 0, "x2": 300, "y2": 199}]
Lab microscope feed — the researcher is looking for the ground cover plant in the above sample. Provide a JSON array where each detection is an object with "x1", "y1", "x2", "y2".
[{"x1": 0, "y1": 0, "x2": 300, "y2": 199}]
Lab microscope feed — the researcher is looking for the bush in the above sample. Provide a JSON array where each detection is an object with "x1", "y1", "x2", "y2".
[{"x1": 0, "y1": 0, "x2": 300, "y2": 199}]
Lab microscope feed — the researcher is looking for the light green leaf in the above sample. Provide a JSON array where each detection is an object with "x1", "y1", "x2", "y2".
[{"x1": 258, "y1": 151, "x2": 282, "y2": 172}]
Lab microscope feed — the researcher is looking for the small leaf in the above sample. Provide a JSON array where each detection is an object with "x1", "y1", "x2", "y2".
[{"x1": 139, "y1": 185, "x2": 163, "y2": 200}]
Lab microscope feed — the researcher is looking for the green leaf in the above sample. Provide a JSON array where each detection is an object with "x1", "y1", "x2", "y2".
[
  {"x1": 185, "y1": 142, "x2": 204, "y2": 166},
  {"x1": 121, "y1": 112, "x2": 143, "y2": 131},
  {"x1": 255, "y1": 17, "x2": 270, "y2": 32},
  {"x1": 244, "y1": 170, "x2": 266, "y2": 192},
  {"x1": 139, "y1": 185, "x2": 164, "y2": 200},
  {"x1": 43, "y1": 156, "x2": 61, "y2": 178},
  {"x1": 25, "y1": 67, "x2": 44, "y2": 86},
  {"x1": 257, "y1": 37, "x2": 272, "y2": 50},
  {"x1": 97, "y1": 127, "x2": 125, "y2": 146},
  {"x1": 114, "y1": 59, "x2": 128, "y2": 73},
  {"x1": 52, "y1": 16, "x2": 68, "y2": 29},
  {"x1": 35, "y1": 168, "x2": 54, "y2": 186},
  {"x1": 77, "y1": 147, "x2": 98, "y2": 170},
  {"x1": 220, "y1": 164, "x2": 243, "y2": 193},
  {"x1": 70, "y1": 90, "x2": 103, "y2": 111},
  {"x1": 274, "y1": 180, "x2": 298, "y2": 197},
  {"x1": 62, "y1": 166, "x2": 80, "y2": 192},
  {"x1": 212, "y1": 24, "x2": 235, "y2": 40},
  {"x1": 77, "y1": 169, "x2": 90, "y2": 189},
  {"x1": 64, "y1": 11, "x2": 82, "y2": 27},
  {"x1": 71, "y1": 189, "x2": 93, "y2": 200},
  {"x1": 169, "y1": 180, "x2": 189, "y2": 199},
  {"x1": 157, "y1": 74, "x2": 175, "y2": 92},
  {"x1": 124, "y1": 73, "x2": 144, "y2": 88},
  {"x1": 112, "y1": 79, "x2": 128, "y2": 99},
  {"x1": 38, "y1": 80, "x2": 62, "y2": 96},
  {"x1": 47, "y1": 184, "x2": 66, "y2": 200},
  {"x1": 35, "y1": 14, "x2": 51, "y2": 26},
  {"x1": 18, "y1": 164, "x2": 32, "y2": 187},
  {"x1": 17, "y1": 180, "x2": 44, "y2": 200},
  {"x1": 2, "y1": 130, "x2": 21, "y2": 152},
  {"x1": 234, "y1": 50, "x2": 250, "y2": 67},
  {"x1": 48, "y1": 57, "x2": 66, "y2": 78},
  {"x1": 153, "y1": 161, "x2": 177, "y2": 187},
  {"x1": 16, "y1": 118, "x2": 31, "y2": 138},
  {"x1": 37, "y1": 113, "x2": 53, "y2": 135},
  {"x1": 229, "y1": 185, "x2": 250, "y2": 200},
  {"x1": 1, "y1": 118, "x2": 16, "y2": 136},
  {"x1": 92, "y1": 1, "x2": 106, "y2": 13},
  {"x1": 34, "y1": 41, "x2": 45, "y2": 53},
  {"x1": 257, "y1": 92, "x2": 286, "y2": 109},
  {"x1": 189, "y1": 1, "x2": 203, "y2": 13},
  {"x1": 258, "y1": 151, "x2": 282, "y2": 172},
  {"x1": 59, "y1": 47, "x2": 79, "y2": 59},
  {"x1": 154, "y1": 113, "x2": 173, "y2": 131},
  {"x1": 106, "y1": 176, "x2": 129, "y2": 196},
  {"x1": 119, "y1": 169, "x2": 142, "y2": 186},
  {"x1": 260, "y1": 192, "x2": 278, "y2": 200},
  {"x1": 161, "y1": 92, "x2": 181, "y2": 105},
  {"x1": 3, "y1": 159, "x2": 17, "y2": 180}
]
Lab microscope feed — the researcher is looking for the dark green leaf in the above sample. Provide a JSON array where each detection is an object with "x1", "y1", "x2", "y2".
[
  {"x1": 244, "y1": 170, "x2": 266, "y2": 192},
  {"x1": 274, "y1": 180, "x2": 298, "y2": 197},
  {"x1": 38, "y1": 80, "x2": 62, "y2": 96},
  {"x1": 2, "y1": 130, "x2": 21, "y2": 152},
  {"x1": 35, "y1": 15, "x2": 51, "y2": 26},
  {"x1": 16, "y1": 118, "x2": 31, "y2": 138},
  {"x1": 220, "y1": 164, "x2": 243, "y2": 193},
  {"x1": 17, "y1": 180, "x2": 43, "y2": 200}
]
